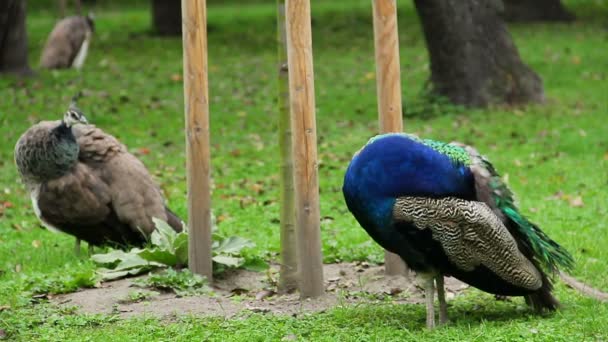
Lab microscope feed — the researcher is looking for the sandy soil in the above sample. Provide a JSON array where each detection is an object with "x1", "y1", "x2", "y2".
[{"x1": 53, "y1": 262, "x2": 469, "y2": 319}]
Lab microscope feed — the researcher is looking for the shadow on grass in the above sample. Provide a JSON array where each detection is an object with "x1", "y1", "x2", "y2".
[{"x1": 326, "y1": 296, "x2": 547, "y2": 331}]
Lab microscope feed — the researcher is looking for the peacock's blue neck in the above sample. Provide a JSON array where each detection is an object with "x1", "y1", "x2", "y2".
[{"x1": 342, "y1": 134, "x2": 477, "y2": 244}]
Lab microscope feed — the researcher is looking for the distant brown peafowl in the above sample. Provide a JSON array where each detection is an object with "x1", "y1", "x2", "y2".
[
  {"x1": 342, "y1": 133, "x2": 574, "y2": 329},
  {"x1": 14, "y1": 98, "x2": 183, "y2": 253},
  {"x1": 40, "y1": 14, "x2": 95, "y2": 70}
]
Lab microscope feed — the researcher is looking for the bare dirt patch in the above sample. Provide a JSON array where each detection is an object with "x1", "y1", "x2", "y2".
[{"x1": 53, "y1": 262, "x2": 469, "y2": 319}]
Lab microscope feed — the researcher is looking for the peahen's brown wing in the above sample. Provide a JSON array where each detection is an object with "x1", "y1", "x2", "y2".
[
  {"x1": 72, "y1": 124, "x2": 182, "y2": 236},
  {"x1": 35, "y1": 162, "x2": 144, "y2": 246}
]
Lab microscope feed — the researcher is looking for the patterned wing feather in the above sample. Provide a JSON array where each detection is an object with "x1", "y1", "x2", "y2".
[{"x1": 393, "y1": 196, "x2": 542, "y2": 290}]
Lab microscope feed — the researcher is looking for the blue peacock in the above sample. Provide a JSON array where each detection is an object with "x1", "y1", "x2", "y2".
[{"x1": 342, "y1": 133, "x2": 574, "y2": 329}]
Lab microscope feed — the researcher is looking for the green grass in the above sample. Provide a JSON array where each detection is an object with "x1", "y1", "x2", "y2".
[{"x1": 1, "y1": 0, "x2": 607, "y2": 340}]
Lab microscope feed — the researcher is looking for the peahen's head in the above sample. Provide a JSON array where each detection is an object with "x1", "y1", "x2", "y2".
[{"x1": 63, "y1": 97, "x2": 88, "y2": 128}]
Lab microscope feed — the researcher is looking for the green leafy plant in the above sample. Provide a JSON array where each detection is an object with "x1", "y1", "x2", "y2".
[
  {"x1": 92, "y1": 218, "x2": 265, "y2": 281},
  {"x1": 20, "y1": 267, "x2": 97, "y2": 296},
  {"x1": 118, "y1": 290, "x2": 159, "y2": 304},
  {"x1": 134, "y1": 268, "x2": 209, "y2": 297}
]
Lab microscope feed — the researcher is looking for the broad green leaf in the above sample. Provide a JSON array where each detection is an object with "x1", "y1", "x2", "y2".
[
  {"x1": 151, "y1": 217, "x2": 177, "y2": 251},
  {"x1": 114, "y1": 253, "x2": 159, "y2": 270},
  {"x1": 214, "y1": 236, "x2": 255, "y2": 255},
  {"x1": 138, "y1": 248, "x2": 178, "y2": 266},
  {"x1": 91, "y1": 249, "x2": 141, "y2": 265},
  {"x1": 242, "y1": 257, "x2": 269, "y2": 272},
  {"x1": 173, "y1": 233, "x2": 189, "y2": 265},
  {"x1": 212, "y1": 255, "x2": 244, "y2": 267},
  {"x1": 97, "y1": 267, "x2": 148, "y2": 281}
]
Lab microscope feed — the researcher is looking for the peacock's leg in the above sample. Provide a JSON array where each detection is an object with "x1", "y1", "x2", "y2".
[
  {"x1": 74, "y1": 238, "x2": 81, "y2": 256},
  {"x1": 424, "y1": 276, "x2": 436, "y2": 329},
  {"x1": 436, "y1": 275, "x2": 449, "y2": 325}
]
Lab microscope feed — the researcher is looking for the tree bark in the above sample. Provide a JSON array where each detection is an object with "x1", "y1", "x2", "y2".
[
  {"x1": 413, "y1": 0, "x2": 544, "y2": 107},
  {"x1": 0, "y1": 0, "x2": 33, "y2": 76},
  {"x1": 503, "y1": 0, "x2": 575, "y2": 22},
  {"x1": 152, "y1": 0, "x2": 181, "y2": 36}
]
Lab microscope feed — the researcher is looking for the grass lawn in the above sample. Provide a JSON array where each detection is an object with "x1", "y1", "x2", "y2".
[{"x1": 1, "y1": 0, "x2": 607, "y2": 340}]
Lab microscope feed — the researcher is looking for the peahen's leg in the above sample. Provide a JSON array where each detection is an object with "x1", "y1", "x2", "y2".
[
  {"x1": 424, "y1": 276, "x2": 436, "y2": 329},
  {"x1": 74, "y1": 238, "x2": 81, "y2": 256},
  {"x1": 436, "y1": 275, "x2": 449, "y2": 325}
]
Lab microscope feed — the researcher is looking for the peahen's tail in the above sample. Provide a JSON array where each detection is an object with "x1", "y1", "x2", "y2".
[{"x1": 165, "y1": 206, "x2": 184, "y2": 233}]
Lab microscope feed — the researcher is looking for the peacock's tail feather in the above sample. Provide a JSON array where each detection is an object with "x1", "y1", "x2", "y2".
[{"x1": 482, "y1": 157, "x2": 575, "y2": 274}]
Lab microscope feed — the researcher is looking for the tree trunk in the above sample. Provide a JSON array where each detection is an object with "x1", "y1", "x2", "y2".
[
  {"x1": 0, "y1": 0, "x2": 33, "y2": 76},
  {"x1": 503, "y1": 0, "x2": 575, "y2": 22},
  {"x1": 151, "y1": 0, "x2": 181, "y2": 36},
  {"x1": 413, "y1": 0, "x2": 543, "y2": 107}
]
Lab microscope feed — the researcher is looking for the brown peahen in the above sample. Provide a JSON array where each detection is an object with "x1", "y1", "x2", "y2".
[{"x1": 14, "y1": 99, "x2": 182, "y2": 253}]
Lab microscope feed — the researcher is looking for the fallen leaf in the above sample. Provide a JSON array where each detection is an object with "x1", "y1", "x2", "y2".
[
  {"x1": 282, "y1": 334, "x2": 297, "y2": 341},
  {"x1": 170, "y1": 74, "x2": 182, "y2": 82},
  {"x1": 571, "y1": 56, "x2": 581, "y2": 65},
  {"x1": 31, "y1": 240, "x2": 41, "y2": 248},
  {"x1": 0, "y1": 305, "x2": 9, "y2": 312},
  {"x1": 514, "y1": 159, "x2": 522, "y2": 167},
  {"x1": 603, "y1": 152, "x2": 608, "y2": 161},
  {"x1": 387, "y1": 287, "x2": 403, "y2": 296},
  {"x1": 545, "y1": 190, "x2": 564, "y2": 201},
  {"x1": 14, "y1": 264, "x2": 21, "y2": 273},
  {"x1": 255, "y1": 289, "x2": 275, "y2": 301},
  {"x1": 569, "y1": 196, "x2": 584, "y2": 207},
  {"x1": 216, "y1": 214, "x2": 229, "y2": 224},
  {"x1": 229, "y1": 288, "x2": 249, "y2": 296},
  {"x1": 138, "y1": 147, "x2": 150, "y2": 155},
  {"x1": 245, "y1": 305, "x2": 270, "y2": 313}
]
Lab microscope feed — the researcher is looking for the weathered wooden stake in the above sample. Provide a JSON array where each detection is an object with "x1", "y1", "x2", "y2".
[
  {"x1": 372, "y1": 0, "x2": 409, "y2": 277},
  {"x1": 181, "y1": 0, "x2": 213, "y2": 280},
  {"x1": 285, "y1": 0, "x2": 324, "y2": 298},
  {"x1": 277, "y1": 0, "x2": 298, "y2": 293}
]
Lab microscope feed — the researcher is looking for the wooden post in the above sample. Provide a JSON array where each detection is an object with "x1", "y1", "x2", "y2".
[
  {"x1": 277, "y1": 0, "x2": 298, "y2": 293},
  {"x1": 372, "y1": 0, "x2": 409, "y2": 277},
  {"x1": 285, "y1": 0, "x2": 324, "y2": 298},
  {"x1": 181, "y1": 0, "x2": 213, "y2": 280}
]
